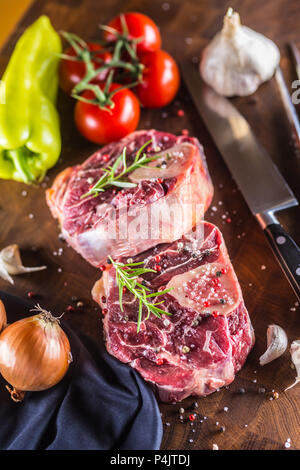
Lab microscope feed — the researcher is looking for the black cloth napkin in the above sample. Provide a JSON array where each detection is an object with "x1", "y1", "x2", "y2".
[{"x1": 0, "y1": 292, "x2": 163, "y2": 450}]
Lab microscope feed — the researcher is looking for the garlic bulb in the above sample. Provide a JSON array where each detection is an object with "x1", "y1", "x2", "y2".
[
  {"x1": 259, "y1": 324, "x2": 288, "y2": 366},
  {"x1": 200, "y1": 8, "x2": 280, "y2": 96}
]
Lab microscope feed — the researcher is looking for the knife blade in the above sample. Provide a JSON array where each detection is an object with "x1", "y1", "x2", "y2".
[{"x1": 182, "y1": 62, "x2": 300, "y2": 300}]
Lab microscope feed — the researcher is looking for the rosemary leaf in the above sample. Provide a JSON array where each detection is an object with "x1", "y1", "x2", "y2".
[
  {"x1": 108, "y1": 256, "x2": 172, "y2": 332},
  {"x1": 81, "y1": 138, "x2": 164, "y2": 199}
]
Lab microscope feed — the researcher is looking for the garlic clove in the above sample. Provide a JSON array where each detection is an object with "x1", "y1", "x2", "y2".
[
  {"x1": 0, "y1": 244, "x2": 46, "y2": 283},
  {"x1": 0, "y1": 258, "x2": 14, "y2": 284},
  {"x1": 200, "y1": 7, "x2": 280, "y2": 97},
  {"x1": 259, "y1": 324, "x2": 288, "y2": 366},
  {"x1": 285, "y1": 340, "x2": 300, "y2": 391}
]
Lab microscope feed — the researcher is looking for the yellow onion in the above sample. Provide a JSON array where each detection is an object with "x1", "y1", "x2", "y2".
[
  {"x1": 0, "y1": 299, "x2": 7, "y2": 332},
  {"x1": 0, "y1": 305, "x2": 72, "y2": 402}
]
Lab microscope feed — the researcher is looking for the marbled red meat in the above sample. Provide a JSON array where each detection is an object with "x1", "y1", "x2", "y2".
[
  {"x1": 46, "y1": 130, "x2": 213, "y2": 267},
  {"x1": 92, "y1": 222, "x2": 255, "y2": 402}
]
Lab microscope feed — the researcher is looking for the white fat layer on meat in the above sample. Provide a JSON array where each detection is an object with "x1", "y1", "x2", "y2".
[{"x1": 203, "y1": 330, "x2": 213, "y2": 353}]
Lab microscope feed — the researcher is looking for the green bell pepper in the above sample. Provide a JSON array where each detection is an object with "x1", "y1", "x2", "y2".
[{"x1": 0, "y1": 15, "x2": 62, "y2": 183}]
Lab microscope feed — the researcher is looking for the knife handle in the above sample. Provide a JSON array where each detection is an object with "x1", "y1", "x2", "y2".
[{"x1": 264, "y1": 223, "x2": 300, "y2": 301}]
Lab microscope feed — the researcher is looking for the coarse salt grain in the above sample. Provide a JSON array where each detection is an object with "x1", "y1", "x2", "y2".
[{"x1": 212, "y1": 444, "x2": 219, "y2": 450}]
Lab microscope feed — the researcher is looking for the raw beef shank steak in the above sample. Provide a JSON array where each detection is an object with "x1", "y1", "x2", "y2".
[
  {"x1": 46, "y1": 130, "x2": 213, "y2": 267},
  {"x1": 92, "y1": 222, "x2": 255, "y2": 402}
]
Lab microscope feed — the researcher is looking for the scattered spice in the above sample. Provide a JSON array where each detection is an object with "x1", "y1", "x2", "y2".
[
  {"x1": 27, "y1": 292, "x2": 35, "y2": 299},
  {"x1": 177, "y1": 109, "x2": 185, "y2": 117},
  {"x1": 189, "y1": 414, "x2": 196, "y2": 422}
]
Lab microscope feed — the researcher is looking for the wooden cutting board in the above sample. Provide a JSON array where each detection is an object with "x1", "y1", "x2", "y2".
[{"x1": 0, "y1": 0, "x2": 299, "y2": 451}]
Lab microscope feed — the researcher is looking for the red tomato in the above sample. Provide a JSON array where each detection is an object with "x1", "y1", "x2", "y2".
[
  {"x1": 74, "y1": 83, "x2": 140, "y2": 145},
  {"x1": 136, "y1": 50, "x2": 180, "y2": 108},
  {"x1": 104, "y1": 12, "x2": 161, "y2": 54},
  {"x1": 59, "y1": 42, "x2": 112, "y2": 94}
]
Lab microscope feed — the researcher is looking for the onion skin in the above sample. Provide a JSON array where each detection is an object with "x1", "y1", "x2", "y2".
[
  {"x1": 0, "y1": 311, "x2": 72, "y2": 400},
  {"x1": 0, "y1": 300, "x2": 7, "y2": 332}
]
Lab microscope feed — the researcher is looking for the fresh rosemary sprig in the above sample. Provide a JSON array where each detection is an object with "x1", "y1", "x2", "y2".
[
  {"x1": 81, "y1": 139, "x2": 163, "y2": 199},
  {"x1": 108, "y1": 256, "x2": 172, "y2": 332}
]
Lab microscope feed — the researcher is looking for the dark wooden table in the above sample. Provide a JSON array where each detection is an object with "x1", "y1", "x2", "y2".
[{"x1": 0, "y1": 0, "x2": 300, "y2": 450}]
